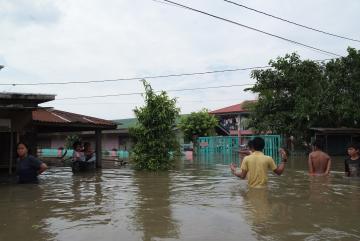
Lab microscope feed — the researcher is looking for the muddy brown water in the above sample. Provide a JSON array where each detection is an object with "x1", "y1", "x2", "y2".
[{"x1": 0, "y1": 153, "x2": 359, "y2": 241}]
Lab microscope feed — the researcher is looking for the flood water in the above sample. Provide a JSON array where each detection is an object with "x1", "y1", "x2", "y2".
[{"x1": 1, "y1": 153, "x2": 360, "y2": 241}]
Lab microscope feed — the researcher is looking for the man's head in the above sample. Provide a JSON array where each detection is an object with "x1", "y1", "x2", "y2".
[
  {"x1": 247, "y1": 140, "x2": 254, "y2": 151},
  {"x1": 73, "y1": 141, "x2": 82, "y2": 151},
  {"x1": 252, "y1": 137, "x2": 265, "y2": 151},
  {"x1": 312, "y1": 139, "x2": 324, "y2": 151},
  {"x1": 347, "y1": 142, "x2": 360, "y2": 157}
]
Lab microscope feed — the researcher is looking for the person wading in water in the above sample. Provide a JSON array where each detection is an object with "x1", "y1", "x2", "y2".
[{"x1": 16, "y1": 142, "x2": 48, "y2": 184}]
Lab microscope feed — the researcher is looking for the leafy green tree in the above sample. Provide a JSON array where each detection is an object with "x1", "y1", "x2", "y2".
[
  {"x1": 130, "y1": 80, "x2": 180, "y2": 170},
  {"x1": 322, "y1": 47, "x2": 360, "y2": 127},
  {"x1": 246, "y1": 47, "x2": 360, "y2": 142},
  {"x1": 179, "y1": 109, "x2": 218, "y2": 144}
]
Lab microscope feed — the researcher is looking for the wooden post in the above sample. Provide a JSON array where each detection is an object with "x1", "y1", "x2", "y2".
[
  {"x1": 95, "y1": 129, "x2": 102, "y2": 168},
  {"x1": 236, "y1": 114, "x2": 241, "y2": 146},
  {"x1": 9, "y1": 130, "x2": 13, "y2": 174}
]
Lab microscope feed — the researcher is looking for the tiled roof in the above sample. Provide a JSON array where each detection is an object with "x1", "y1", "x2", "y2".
[
  {"x1": 229, "y1": 130, "x2": 255, "y2": 135},
  {"x1": 209, "y1": 100, "x2": 256, "y2": 114},
  {"x1": 32, "y1": 109, "x2": 116, "y2": 127}
]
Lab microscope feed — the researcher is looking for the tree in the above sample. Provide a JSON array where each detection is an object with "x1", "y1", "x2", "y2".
[
  {"x1": 130, "y1": 80, "x2": 180, "y2": 170},
  {"x1": 179, "y1": 109, "x2": 218, "y2": 144},
  {"x1": 322, "y1": 47, "x2": 360, "y2": 127},
  {"x1": 245, "y1": 47, "x2": 360, "y2": 142}
]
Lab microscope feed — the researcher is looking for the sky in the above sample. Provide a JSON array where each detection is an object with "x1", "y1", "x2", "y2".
[{"x1": 0, "y1": 0, "x2": 359, "y2": 120}]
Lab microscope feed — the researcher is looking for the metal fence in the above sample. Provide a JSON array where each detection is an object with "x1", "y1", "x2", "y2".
[{"x1": 196, "y1": 135, "x2": 282, "y2": 164}]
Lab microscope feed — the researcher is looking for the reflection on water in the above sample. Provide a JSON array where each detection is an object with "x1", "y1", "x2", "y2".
[
  {"x1": 0, "y1": 153, "x2": 359, "y2": 241},
  {"x1": 132, "y1": 171, "x2": 179, "y2": 241},
  {"x1": 0, "y1": 185, "x2": 54, "y2": 241}
]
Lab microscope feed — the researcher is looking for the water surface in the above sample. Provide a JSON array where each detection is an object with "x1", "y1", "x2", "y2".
[{"x1": 0, "y1": 153, "x2": 359, "y2": 241}]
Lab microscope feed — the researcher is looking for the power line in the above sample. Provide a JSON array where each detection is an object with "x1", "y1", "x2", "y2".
[
  {"x1": 0, "y1": 58, "x2": 334, "y2": 86},
  {"x1": 159, "y1": 0, "x2": 342, "y2": 57},
  {"x1": 52, "y1": 97, "x2": 244, "y2": 106},
  {"x1": 53, "y1": 83, "x2": 253, "y2": 101},
  {"x1": 224, "y1": 0, "x2": 360, "y2": 43},
  {"x1": 0, "y1": 66, "x2": 268, "y2": 86}
]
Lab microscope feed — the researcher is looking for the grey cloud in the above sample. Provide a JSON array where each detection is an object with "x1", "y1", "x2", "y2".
[{"x1": 0, "y1": 0, "x2": 61, "y2": 25}]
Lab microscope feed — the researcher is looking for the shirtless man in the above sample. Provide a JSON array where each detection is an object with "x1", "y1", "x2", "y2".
[{"x1": 308, "y1": 139, "x2": 331, "y2": 175}]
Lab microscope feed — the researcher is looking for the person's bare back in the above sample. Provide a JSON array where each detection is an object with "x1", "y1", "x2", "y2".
[{"x1": 308, "y1": 150, "x2": 331, "y2": 175}]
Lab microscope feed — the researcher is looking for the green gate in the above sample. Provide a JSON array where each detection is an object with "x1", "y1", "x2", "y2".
[{"x1": 196, "y1": 135, "x2": 282, "y2": 164}]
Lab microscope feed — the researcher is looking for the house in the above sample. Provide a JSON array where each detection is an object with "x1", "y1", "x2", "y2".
[
  {"x1": 310, "y1": 128, "x2": 360, "y2": 156},
  {"x1": 0, "y1": 92, "x2": 116, "y2": 173},
  {"x1": 209, "y1": 100, "x2": 256, "y2": 136},
  {"x1": 37, "y1": 115, "x2": 187, "y2": 154}
]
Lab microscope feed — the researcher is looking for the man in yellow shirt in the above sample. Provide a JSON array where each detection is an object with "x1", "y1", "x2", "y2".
[{"x1": 230, "y1": 137, "x2": 287, "y2": 188}]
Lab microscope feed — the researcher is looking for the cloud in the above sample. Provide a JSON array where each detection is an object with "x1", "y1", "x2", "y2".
[
  {"x1": 0, "y1": 0, "x2": 61, "y2": 25},
  {"x1": 0, "y1": 0, "x2": 359, "y2": 120}
]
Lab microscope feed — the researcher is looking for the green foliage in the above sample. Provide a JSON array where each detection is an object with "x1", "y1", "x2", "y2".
[
  {"x1": 246, "y1": 47, "x2": 360, "y2": 141},
  {"x1": 130, "y1": 80, "x2": 180, "y2": 170},
  {"x1": 179, "y1": 109, "x2": 218, "y2": 142},
  {"x1": 64, "y1": 135, "x2": 81, "y2": 149}
]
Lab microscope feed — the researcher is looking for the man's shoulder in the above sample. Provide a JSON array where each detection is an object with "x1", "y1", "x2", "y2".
[
  {"x1": 243, "y1": 155, "x2": 251, "y2": 162},
  {"x1": 310, "y1": 150, "x2": 329, "y2": 157},
  {"x1": 263, "y1": 155, "x2": 275, "y2": 162},
  {"x1": 319, "y1": 151, "x2": 330, "y2": 159}
]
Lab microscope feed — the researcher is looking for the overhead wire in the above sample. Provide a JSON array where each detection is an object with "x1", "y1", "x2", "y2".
[
  {"x1": 52, "y1": 97, "x2": 244, "y2": 106},
  {"x1": 223, "y1": 0, "x2": 360, "y2": 43},
  {"x1": 0, "y1": 58, "x2": 335, "y2": 87},
  {"x1": 158, "y1": 0, "x2": 342, "y2": 57},
  {"x1": 53, "y1": 83, "x2": 253, "y2": 101},
  {"x1": 0, "y1": 66, "x2": 268, "y2": 86}
]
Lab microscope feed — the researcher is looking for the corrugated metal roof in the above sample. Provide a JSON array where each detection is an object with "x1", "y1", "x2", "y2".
[
  {"x1": 310, "y1": 127, "x2": 360, "y2": 134},
  {"x1": 209, "y1": 100, "x2": 256, "y2": 114},
  {"x1": 32, "y1": 109, "x2": 115, "y2": 127}
]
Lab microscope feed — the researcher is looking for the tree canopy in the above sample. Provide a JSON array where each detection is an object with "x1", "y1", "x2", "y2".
[
  {"x1": 179, "y1": 109, "x2": 218, "y2": 142},
  {"x1": 246, "y1": 47, "x2": 360, "y2": 141},
  {"x1": 130, "y1": 80, "x2": 180, "y2": 170}
]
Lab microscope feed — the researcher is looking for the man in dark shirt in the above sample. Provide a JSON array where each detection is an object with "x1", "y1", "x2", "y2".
[
  {"x1": 345, "y1": 142, "x2": 360, "y2": 177},
  {"x1": 16, "y1": 142, "x2": 47, "y2": 184}
]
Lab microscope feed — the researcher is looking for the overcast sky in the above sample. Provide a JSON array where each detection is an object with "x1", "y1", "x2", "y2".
[{"x1": 0, "y1": 0, "x2": 359, "y2": 120}]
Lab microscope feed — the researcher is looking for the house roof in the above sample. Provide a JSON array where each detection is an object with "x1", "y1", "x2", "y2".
[
  {"x1": 32, "y1": 109, "x2": 116, "y2": 131},
  {"x1": 229, "y1": 130, "x2": 255, "y2": 135},
  {"x1": 310, "y1": 127, "x2": 360, "y2": 134},
  {"x1": 209, "y1": 100, "x2": 256, "y2": 115},
  {"x1": 0, "y1": 92, "x2": 55, "y2": 108}
]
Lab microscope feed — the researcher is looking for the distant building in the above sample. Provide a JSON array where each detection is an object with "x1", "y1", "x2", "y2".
[
  {"x1": 37, "y1": 115, "x2": 187, "y2": 153},
  {"x1": 310, "y1": 128, "x2": 360, "y2": 156},
  {"x1": 0, "y1": 92, "x2": 116, "y2": 173},
  {"x1": 209, "y1": 100, "x2": 256, "y2": 136}
]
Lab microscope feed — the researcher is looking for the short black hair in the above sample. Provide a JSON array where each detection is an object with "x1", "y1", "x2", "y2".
[
  {"x1": 347, "y1": 142, "x2": 360, "y2": 150},
  {"x1": 247, "y1": 140, "x2": 254, "y2": 149},
  {"x1": 252, "y1": 137, "x2": 265, "y2": 151},
  {"x1": 73, "y1": 141, "x2": 82, "y2": 150},
  {"x1": 312, "y1": 139, "x2": 324, "y2": 150},
  {"x1": 17, "y1": 142, "x2": 29, "y2": 150},
  {"x1": 16, "y1": 141, "x2": 31, "y2": 154}
]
